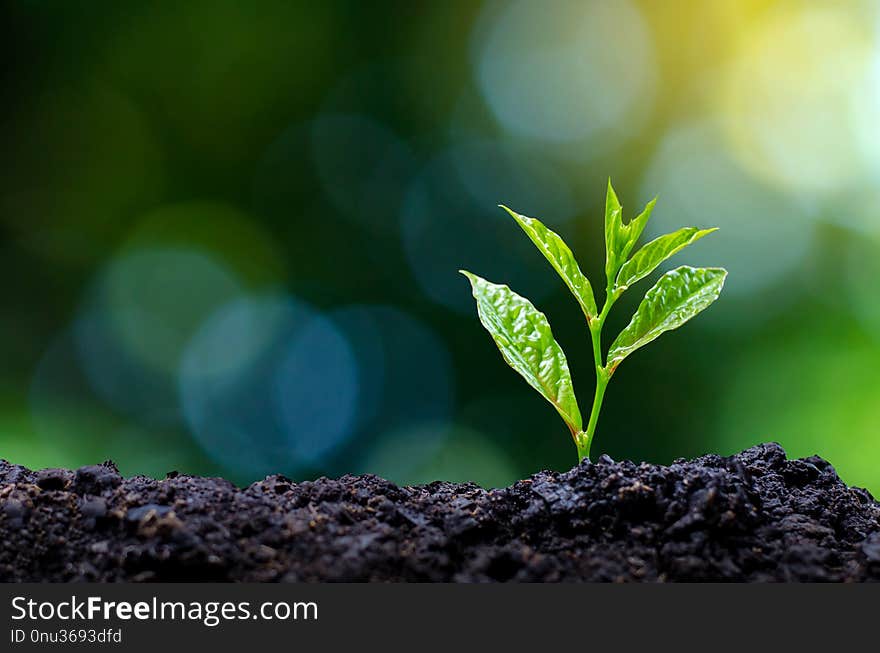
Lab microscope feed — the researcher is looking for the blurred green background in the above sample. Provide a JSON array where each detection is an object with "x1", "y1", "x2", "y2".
[{"x1": 1, "y1": 0, "x2": 879, "y2": 493}]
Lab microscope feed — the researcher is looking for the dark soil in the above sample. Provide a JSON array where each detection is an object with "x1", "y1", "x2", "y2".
[{"x1": 1, "y1": 443, "x2": 878, "y2": 582}]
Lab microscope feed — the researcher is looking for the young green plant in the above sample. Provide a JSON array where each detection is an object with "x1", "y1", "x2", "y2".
[{"x1": 461, "y1": 181, "x2": 726, "y2": 462}]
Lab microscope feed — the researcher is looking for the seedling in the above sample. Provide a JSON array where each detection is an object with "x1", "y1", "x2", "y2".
[{"x1": 461, "y1": 180, "x2": 726, "y2": 462}]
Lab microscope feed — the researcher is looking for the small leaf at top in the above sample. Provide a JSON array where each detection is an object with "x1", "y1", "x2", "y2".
[
  {"x1": 603, "y1": 180, "x2": 657, "y2": 286},
  {"x1": 604, "y1": 179, "x2": 625, "y2": 285},
  {"x1": 616, "y1": 226, "x2": 717, "y2": 290},
  {"x1": 460, "y1": 270, "x2": 583, "y2": 435},
  {"x1": 607, "y1": 266, "x2": 727, "y2": 371},
  {"x1": 621, "y1": 197, "x2": 656, "y2": 258},
  {"x1": 501, "y1": 205, "x2": 597, "y2": 320}
]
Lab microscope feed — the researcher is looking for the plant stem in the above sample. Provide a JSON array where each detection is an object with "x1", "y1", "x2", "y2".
[
  {"x1": 579, "y1": 289, "x2": 615, "y2": 462},
  {"x1": 580, "y1": 368, "x2": 608, "y2": 461}
]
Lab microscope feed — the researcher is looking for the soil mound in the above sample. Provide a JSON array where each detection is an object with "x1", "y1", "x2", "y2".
[{"x1": 1, "y1": 443, "x2": 878, "y2": 581}]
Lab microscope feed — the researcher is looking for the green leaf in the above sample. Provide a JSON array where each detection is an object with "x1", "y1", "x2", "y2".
[
  {"x1": 622, "y1": 197, "x2": 656, "y2": 258},
  {"x1": 604, "y1": 180, "x2": 625, "y2": 285},
  {"x1": 616, "y1": 227, "x2": 717, "y2": 290},
  {"x1": 460, "y1": 270, "x2": 583, "y2": 434},
  {"x1": 603, "y1": 180, "x2": 657, "y2": 286},
  {"x1": 500, "y1": 205, "x2": 597, "y2": 320},
  {"x1": 607, "y1": 266, "x2": 727, "y2": 371}
]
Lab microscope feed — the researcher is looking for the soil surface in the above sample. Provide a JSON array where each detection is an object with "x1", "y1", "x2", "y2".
[{"x1": 1, "y1": 443, "x2": 878, "y2": 582}]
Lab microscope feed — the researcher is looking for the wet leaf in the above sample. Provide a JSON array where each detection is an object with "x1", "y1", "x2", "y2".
[
  {"x1": 603, "y1": 180, "x2": 624, "y2": 284},
  {"x1": 608, "y1": 266, "x2": 727, "y2": 370},
  {"x1": 616, "y1": 227, "x2": 717, "y2": 290},
  {"x1": 461, "y1": 270, "x2": 582, "y2": 434},
  {"x1": 501, "y1": 205, "x2": 597, "y2": 319},
  {"x1": 622, "y1": 196, "x2": 656, "y2": 258},
  {"x1": 604, "y1": 179, "x2": 656, "y2": 286}
]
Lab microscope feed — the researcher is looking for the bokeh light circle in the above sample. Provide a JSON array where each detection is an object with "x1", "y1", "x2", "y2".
[
  {"x1": 273, "y1": 315, "x2": 358, "y2": 465},
  {"x1": 474, "y1": 0, "x2": 656, "y2": 151},
  {"x1": 74, "y1": 308, "x2": 182, "y2": 427},
  {"x1": 640, "y1": 120, "x2": 815, "y2": 301},
  {"x1": 179, "y1": 294, "x2": 359, "y2": 478},
  {"x1": 328, "y1": 305, "x2": 455, "y2": 441},
  {"x1": 122, "y1": 202, "x2": 287, "y2": 287},
  {"x1": 94, "y1": 247, "x2": 245, "y2": 376},
  {"x1": 722, "y1": 5, "x2": 876, "y2": 196}
]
